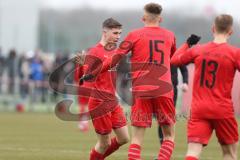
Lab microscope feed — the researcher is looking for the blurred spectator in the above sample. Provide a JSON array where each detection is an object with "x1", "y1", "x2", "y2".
[
  {"x1": 18, "y1": 53, "x2": 30, "y2": 99},
  {"x1": 62, "y1": 53, "x2": 74, "y2": 98},
  {"x1": 6, "y1": 49, "x2": 17, "y2": 94},
  {"x1": 51, "y1": 52, "x2": 64, "y2": 101},
  {"x1": 29, "y1": 54, "x2": 44, "y2": 103},
  {"x1": 0, "y1": 47, "x2": 5, "y2": 94},
  {"x1": 41, "y1": 54, "x2": 53, "y2": 103}
]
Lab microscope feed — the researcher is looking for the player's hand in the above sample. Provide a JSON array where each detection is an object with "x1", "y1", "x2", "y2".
[
  {"x1": 79, "y1": 74, "x2": 94, "y2": 85},
  {"x1": 75, "y1": 51, "x2": 86, "y2": 65},
  {"x1": 186, "y1": 34, "x2": 201, "y2": 47},
  {"x1": 181, "y1": 83, "x2": 189, "y2": 92}
]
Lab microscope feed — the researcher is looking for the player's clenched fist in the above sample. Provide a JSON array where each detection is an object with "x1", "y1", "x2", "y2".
[{"x1": 186, "y1": 34, "x2": 201, "y2": 47}]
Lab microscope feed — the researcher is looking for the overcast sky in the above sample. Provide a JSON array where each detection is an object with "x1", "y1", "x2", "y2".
[{"x1": 41, "y1": 0, "x2": 240, "y2": 18}]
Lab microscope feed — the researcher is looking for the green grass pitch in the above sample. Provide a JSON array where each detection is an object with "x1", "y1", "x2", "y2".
[{"x1": 0, "y1": 113, "x2": 239, "y2": 160}]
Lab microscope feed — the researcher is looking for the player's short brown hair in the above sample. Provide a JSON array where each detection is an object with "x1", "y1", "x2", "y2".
[
  {"x1": 102, "y1": 18, "x2": 122, "y2": 29},
  {"x1": 214, "y1": 14, "x2": 233, "y2": 33},
  {"x1": 144, "y1": 3, "x2": 162, "y2": 15}
]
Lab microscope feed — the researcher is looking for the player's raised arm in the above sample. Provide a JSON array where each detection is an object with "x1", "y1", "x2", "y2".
[
  {"x1": 99, "y1": 33, "x2": 134, "y2": 74},
  {"x1": 171, "y1": 34, "x2": 201, "y2": 66},
  {"x1": 82, "y1": 32, "x2": 134, "y2": 80},
  {"x1": 170, "y1": 43, "x2": 190, "y2": 66}
]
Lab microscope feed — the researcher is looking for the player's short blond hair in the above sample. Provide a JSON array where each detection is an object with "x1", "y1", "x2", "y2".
[
  {"x1": 144, "y1": 3, "x2": 162, "y2": 22},
  {"x1": 144, "y1": 3, "x2": 162, "y2": 15},
  {"x1": 214, "y1": 14, "x2": 233, "y2": 34}
]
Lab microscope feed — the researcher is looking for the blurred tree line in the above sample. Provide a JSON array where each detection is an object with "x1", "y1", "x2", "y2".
[{"x1": 39, "y1": 8, "x2": 240, "y2": 53}]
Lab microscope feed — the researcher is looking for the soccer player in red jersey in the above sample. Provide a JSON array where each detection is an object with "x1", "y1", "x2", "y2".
[
  {"x1": 171, "y1": 14, "x2": 239, "y2": 160},
  {"x1": 124, "y1": 4, "x2": 176, "y2": 160},
  {"x1": 80, "y1": 18, "x2": 129, "y2": 160},
  {"x1": 81, "y1": 3, "x2": 177, "y2": 160}
]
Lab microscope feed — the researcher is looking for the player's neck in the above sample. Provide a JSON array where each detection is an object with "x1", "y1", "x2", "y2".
[
  {"x1": 213, "y1": 34, "x2": 228, "y2": 44},
  {"x1": 144, "y1": 23, "x2": 159, "y2": 27},
  {"x1": 100, "y1": 38, "x2": 107, "y2": 46}
]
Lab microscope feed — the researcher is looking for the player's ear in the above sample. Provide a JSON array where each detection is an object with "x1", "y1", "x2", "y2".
[
  {"x1": 141, "y1": 16, "x2": 146, "y2": 22},
  {"x1": 159, "y1": 16, "x2": 163, "y2": 23},
  {"x1": 102, "y1": 30, "x2": 105, "y2": 35},
  {"x1": 212, "y1": 25, "x2": 215, "y2": 34},
  {"x1": 228, "y1": 28, "x2": 233, "y2": 36},
  {"x1": 103, "y1": 28, "x2": 109, "y2": 36}
]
